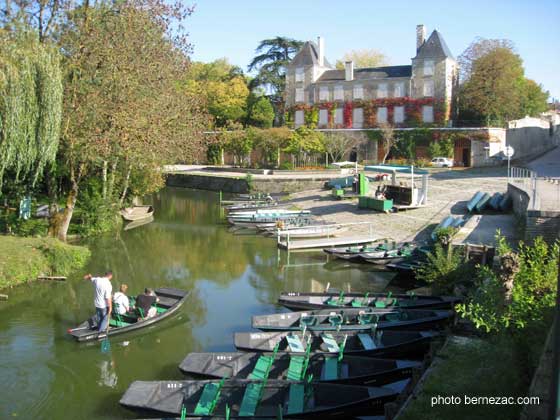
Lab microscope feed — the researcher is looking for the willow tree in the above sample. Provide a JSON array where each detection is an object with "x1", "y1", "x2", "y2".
[
  {"x1": 48, "y1": 1, "x2": 206, "y2": 241},
  {"x1": 0, "y1": 29, "x2": 63, "y2": 192}
]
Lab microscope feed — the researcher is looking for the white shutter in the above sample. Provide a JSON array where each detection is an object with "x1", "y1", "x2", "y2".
[
  {"x1": 295, "y1": 110, "x2": 305, "y2": 127},
  {"x1": 334, "y1": 85, "x2": 344, "y2": 101},
  {"x1": 318, "y1": 109, "x2": 329, "y2": 126},
  {"x1": 422, "y1": 106, "x2": 434, "y2": 123},
  {"x1": 334, "y1": 108, "x2": 343, "y2": 125},
  {"x1": 377, "y1": 83, "x2": 387, "y2": 98},
  {"x1": 353, "y1": 108, "x2": 364, "y2": 128},
  {"x1": 377, "y1": 107, "x2": 388, "y2": 124},
  {"x1": 394, "y1": 106, "x2": 405, "y2": 123},
  {"x1": 295, "y1": 88, "x2": 304, "y2": 103},
  {"x1": 353, "y1": 84, "x2": 364, "y2": 99}
]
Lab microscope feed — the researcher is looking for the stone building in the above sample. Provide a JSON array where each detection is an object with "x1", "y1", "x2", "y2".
[{"x1": 285, "y1": 25, "x2": 458, "y2": 129}]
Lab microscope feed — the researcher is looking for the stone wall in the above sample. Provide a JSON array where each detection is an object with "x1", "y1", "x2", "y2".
[{"x1": 506, "y1": 124, "x2": 559, "y2": 163}]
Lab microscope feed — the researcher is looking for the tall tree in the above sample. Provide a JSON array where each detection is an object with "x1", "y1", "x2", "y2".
[
  {"x1": 520, "y1": 79, "x2": 549, "y2": 117},
  {"x1": 247, "y1": 95, "x2": 274, "y2": 128},
  {"x1": 0, "y1": 28, "x2": 63, "y2": 191},
  {"x1": 248, "y1": 36, "x2": 303, "y2": 123},
  {"x1": 335, "y1": 49, "x2": 389, "y2": 70},
  {"x1": 458, "y1": 37, "x2": 515, "y2": 83}
]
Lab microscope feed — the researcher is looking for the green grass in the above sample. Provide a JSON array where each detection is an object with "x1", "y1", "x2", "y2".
[
  {"x1": 399, "y1": 335, "x2": 526, "y2": 420},
  {"x1": 0, "y1": 236, "x2": 90, "y2": 289}
]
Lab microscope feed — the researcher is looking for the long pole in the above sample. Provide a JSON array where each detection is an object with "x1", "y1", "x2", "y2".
[{"x1": 549, "y1": 256, "x2": 560, "y2": 420}]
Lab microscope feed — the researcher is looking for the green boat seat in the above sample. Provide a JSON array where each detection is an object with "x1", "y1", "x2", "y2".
[
  {"x1": 322, "y1": 357, "x2": 338, "y2": 380},
  {"x1": 358, "y1": 333, "x2": 376, "y2": 350},
  {"x1": 250, "y1": 356, "x2": 272, "y2": 380},
  {"x1": 287, "y1": 355, "x2": 306, "y2": 381},
  {"x1": 357, "y1": 312, "x2": 377, "y2": 325},
  {"x1": 287, "y1": 383, "x2": 305, "y2": 415},
  {"x1": 194, "y1": 379, "x2": 224, "y2": 415},
  {"x1": 351, "y1": 292, "x2": 369, "y2": 308},
  {"x1": 328, "y1": 313, "x2": 343, "y2": 328},
  {"x1": 320, "y1": 333, "x2": 340, "y2": 353},
  {"x1": 239, "y1": 382, "x2": 264, "y2": 416},
  {"x1": 286, "y1": 334, "x2": 305, "y2": 352},
  {"x1": 299, "y1": 314, "x2": 316, "y2": 329},
  {"x1": 109, "y1": 318, "x2": 131, "y2": 327},
  {"x1": 385, "y1": 313, "x2": 402, "y2": 322}
]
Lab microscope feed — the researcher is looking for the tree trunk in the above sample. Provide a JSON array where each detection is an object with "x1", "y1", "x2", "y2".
[
  {"x1": 101, "y1": 160, "x2": 108, "y2": 200},
  {"x1": 119, "y1": 165, "x2": 132, "y2": 207},
  {"x1": 106, "y1": 158, "x2": 118, "y2": 203},
  {"x1": 55, "y1": 180, "x2": 79, "y2": 242}
]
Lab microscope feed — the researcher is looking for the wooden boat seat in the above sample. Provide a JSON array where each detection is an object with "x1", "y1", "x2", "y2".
[
  {"x1": 193, "y1": 378, "x2": 224, "y2": 415},
  {"x1": 287, "y1": 383, "x2": 305, "y2": 415},
  {"x1": 322, "y1": 357, "x2": 338, "y2": 380},
  {"x1": 239, "y1": 382, "x2": 264, "y2": 416},
  {"x1": 286, "y1": 334, "x2": 305, "y2": 352},
  {"x1": 320, "y1": 333, "x2": 340, "y2": 353},
  {"x1": 358, "y1": 333, "x2": 377, "y2": 350}
]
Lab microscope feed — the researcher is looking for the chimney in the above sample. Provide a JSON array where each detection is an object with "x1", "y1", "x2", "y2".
[
  {"x1": 345, "y1": 61, "x2": 354, "y2": 81},
  {"x1": 416, "y1": 24, "x2": 426, "y2": 51},
  {"x1": 317, "y1": 36, "x2": 324, "y2": 67}
]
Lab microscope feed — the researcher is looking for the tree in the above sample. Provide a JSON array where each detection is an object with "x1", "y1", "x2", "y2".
[
  {"x1": 458, "y1": 37, "x2": 515, "y2": 82},
  {"x1": 186, "y1": 59, "x2": 250, "y2": 127},
  {"x1": 284, "y1": 126, "x2": 325, "y2": 165},
  {"x1": 379, "y1": 124, "x2": 396, "y2": 164},
  {"x1": 335, "y1": 49, "x2": 388, "y2": 70},
  {"x1": 222, "y1": 128, "x2": 252, "y2": 166},
  {"x1": 252, "y1": 127, "x2": 291, "y2": 167},
  {"x1": 247, "y1": 95, "x2": 274, "y2": 128},
  {"x1": 0, "y1": 28, "x2": 63, "y2": 191},
  {"x1": 248, "y1": 36, "x2": 303, "y2": 123},
  {"x1": 323, "y1": 133, "x2": 359, "y2": 163},
  {"x1": 520, "y1": 79, "x2": 548, "y2": 117}
]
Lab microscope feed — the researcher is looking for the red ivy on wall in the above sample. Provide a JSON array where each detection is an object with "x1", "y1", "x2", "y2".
[{"x1": 343, "y1": 102, "x2": 353, "y2": 128}]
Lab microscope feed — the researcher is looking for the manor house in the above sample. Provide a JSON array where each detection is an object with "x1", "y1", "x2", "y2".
[{"x1": 285, "y1": 25, "x2": 458, "y2": 128}]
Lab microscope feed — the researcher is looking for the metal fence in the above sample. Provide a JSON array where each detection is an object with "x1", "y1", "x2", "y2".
[{"x1": 509, "y1": 166, "x2": 560, "y2": 211}]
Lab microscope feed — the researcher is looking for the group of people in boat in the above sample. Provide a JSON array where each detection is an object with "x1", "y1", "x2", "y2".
[{"x1": 84, "y1": 271, "x2": 159, "y2": 331}]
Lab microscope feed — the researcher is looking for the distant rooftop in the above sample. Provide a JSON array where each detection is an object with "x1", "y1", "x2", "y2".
[
  {"x1": 414, "y1": 30, "x2": 454, "y2": 60},
  {"x1": 317, "y1": 65, "x2": 412, "y2": 82},
  {"x1": 291, "y1": 41, "x2": 333, "y2": 67}
]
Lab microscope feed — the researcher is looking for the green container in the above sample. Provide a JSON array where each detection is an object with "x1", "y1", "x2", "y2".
[
  {"x1": 358, "y1": 196, "x2": 369, "y2": 209},
  {"x1": 368, "y1": 198, "x2": 393, "y2": 212},
  {"x1": 332, "y1": 188, "x2": 344, "y2": 197}
]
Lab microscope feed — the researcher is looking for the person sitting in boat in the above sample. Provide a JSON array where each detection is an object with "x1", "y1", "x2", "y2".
[
  {"x1": 135, "y1": 288, "x2": 159, "y2": 320},
  {"x1": 84, "y1": 271, "x2": 113, "y2": 331},
  {"x1": 113, "y1": 284, "x2": 130, "y2": 315}
]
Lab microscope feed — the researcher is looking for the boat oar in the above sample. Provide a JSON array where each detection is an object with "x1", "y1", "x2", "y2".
[{"x1": 101, "y1": 314, "x2": 111, "y2": 353}]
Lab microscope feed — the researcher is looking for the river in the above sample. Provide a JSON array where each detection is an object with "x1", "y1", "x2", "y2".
[{"x1": 0, "y1": 187, "x2": 396, "y2": 419}]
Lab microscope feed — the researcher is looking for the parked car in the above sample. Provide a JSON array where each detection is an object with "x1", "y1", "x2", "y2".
[{"x1": 431, "y1": 157, "x2": 454, "y2": 168}]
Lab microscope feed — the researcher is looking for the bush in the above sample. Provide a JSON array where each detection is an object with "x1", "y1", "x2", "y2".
[
  {"x1": 279, "y1": 162, "x2": 294, "y2": 170},
  {"x1": 0, "y1": 212, "x2": 49, "y2": 236}
]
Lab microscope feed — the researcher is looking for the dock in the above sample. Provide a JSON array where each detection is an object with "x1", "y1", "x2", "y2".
[{"x1": 277, "y1": 235, "x2": 379, "y2": 250}]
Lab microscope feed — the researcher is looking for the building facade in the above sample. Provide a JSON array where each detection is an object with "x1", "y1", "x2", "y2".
[{"x1": 285, "y1": 25, "x2": 458, "y2": 129}]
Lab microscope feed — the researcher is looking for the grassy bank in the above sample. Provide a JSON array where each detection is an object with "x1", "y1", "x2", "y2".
[
  {"x1": 398, "y1": 335, "x2": 527, "y2": 420},
  {"x1": 0, "y1": 236, "x2": 90, "y2": 289}
]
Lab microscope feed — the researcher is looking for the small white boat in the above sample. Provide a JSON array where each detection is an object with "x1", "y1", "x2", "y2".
[
  {"x1": 275, "y1": 225, "x2": 349, "y2": 238},
  {"x1": 228, "y1": 209, "x2": 309, "y2": 217},
  {"x1": 120, "y1": 205, "x2": 154, "y2": 222}
]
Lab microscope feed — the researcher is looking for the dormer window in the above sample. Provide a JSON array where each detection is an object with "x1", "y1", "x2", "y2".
[
  {"x1": 295, "y1": 67, "x2": 304, "y2": 82},
  {"x1": 424, "y1": 60, "x2": 434, "y2": 76}
]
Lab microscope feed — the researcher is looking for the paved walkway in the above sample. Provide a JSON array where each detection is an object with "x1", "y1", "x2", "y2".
[
  {"x1": 526, "y1": 146, "x2": 560, "y2": 178},
  {"x1": 524, "y1": 147, "x2": 560, "y2": 211}
]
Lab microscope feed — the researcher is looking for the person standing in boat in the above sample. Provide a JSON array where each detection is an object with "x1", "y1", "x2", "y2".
[
  {"x1": 135, "y1": 288, "x2": 159, "y2": 320},
  {"x1": 84, "y1": 271, "x2": 113, "y2": 331}
]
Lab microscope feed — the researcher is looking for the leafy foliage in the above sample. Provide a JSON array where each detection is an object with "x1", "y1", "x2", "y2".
[
  {"x1": 335, "y1": 49, "x2": 389, "y2": 70},
  {"x1": 247, "y1": 95, "x2": 275, "y2": 128},
  {"x1": 323, "y1": 133, "x2": 360, "y2": 163},
  {"x1": 283, "y1": 127, "x2": 325, "y2": 163},
  {"x1": 252, "y1": 127, "x2": 291, "y2": 168}
]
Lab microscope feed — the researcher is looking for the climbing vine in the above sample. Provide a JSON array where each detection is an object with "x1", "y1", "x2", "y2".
[{"x1": 0, "y1": 29, "x2": 63, "y2": 191}]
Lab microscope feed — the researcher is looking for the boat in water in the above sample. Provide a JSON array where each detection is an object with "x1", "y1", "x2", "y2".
[
  {"x1": 68, "y1": 288, "x2": 189, "y2": 342},
  {"x1": 120, "y1": 378, "x2": 408, "y2": 418},
  {"x1": 234, "y1": 330, "x2": 438, "y2": 359},
  {"x1": 278, "y1": 291, "x2": 460, "y2": 311},
  {"x1": 251, "y1": 308, "x2": 453, "y2": 332},
  {"x1": 120, "y1": 205, "x2": 154, "y2": 222},
  {"x1": 179, "y1": 351, "x2": 421, "y2": 386}
]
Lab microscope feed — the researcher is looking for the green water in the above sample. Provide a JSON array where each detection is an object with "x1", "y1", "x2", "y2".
[{"x1": 0, "y1": 187, "x2": 395, "y2": 419}]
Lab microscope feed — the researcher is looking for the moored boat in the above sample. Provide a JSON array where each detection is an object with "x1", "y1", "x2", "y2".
[
  {"x1": 278, "y1": 291, "x2": 460, "y2": 311},
  {"x1": 251, "y1": 308, "x2": 453, "y2": 332},
  {"x1": 234, "y1": 330, "x2": 438, "y2": 359},
  {"x1": 179, "y1": 351, "x2": 421, "y2": 386},
  {"x1": 119, "y1": 378, "x2": 407, "y2": 418},
  {"x1": 68, "y1": 288, "x2": 189, "y2": 342},
  {"x1": 323, "y1": 243, "x2": 389, "y2": 262},
  {"x1": 120, "y1": 205, "x2": 154, "y2": 222}
]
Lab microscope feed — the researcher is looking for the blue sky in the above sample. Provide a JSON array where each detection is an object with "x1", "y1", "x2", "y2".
[{"x1": 187, "y1": 0, "x2": 560, "y2": 100}]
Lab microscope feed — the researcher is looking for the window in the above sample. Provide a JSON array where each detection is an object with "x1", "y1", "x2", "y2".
[
  {"x1": 319, "y1": 86, "x2": 329, "y2": 101},
  {"x1": 295, "y1": 110, "x2": 304, "y2": 127},
  {"x1": 295, "y1": 88, "x2": 304, "y2": 103},
  {"x1": 423, "y1": 79, "x2": 434, "y2": 97},
  {"x1": 318, "y1": 109, "x2": 329, "y2": 126},
  {"x1": 295, "y1": 67, "x2": 304, "y2": 82},
  {"x1": 353, "y1": 108, "x2": 364, "y2": 128},
  {"x1": 422, "y1": 105, "x2": 434, "y2": 123},
  {"x1": 394, "y1": 82, "x2": 405, "y2": 97},
  {"x1": 334, "y1": 85, "x2": 344, "y2": 101},
  {"x1": 334, "y1": 108, "x2": 343, "y2": 125},
  {"x1": 394, "y1": 106, "x2": 405, "y2": 123},
  {"x1": 353, "y1": 84, "x2": 364, "y2": 99},
  {"x1": 424, "y1": 60, "x2": 434, "y2": 76},
  {"x1": 377, "y1": 107, "x2": 388, "y2": 124},
  {"x1": 377, "y1": 83, "x2": 387, "y2": 98}
]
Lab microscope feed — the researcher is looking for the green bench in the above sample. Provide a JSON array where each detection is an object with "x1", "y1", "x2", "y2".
[
  {"x1": 351, "y1": 292, "x2": 370, "y2": 308},
  {"x1": 193, "y1": 378, "x2": 225, "y2": 415},
  {"x1": 287, "y1": 341, "x2": 311, "y2": 381},
  {"x1": 320, "y1": 333, "x2": 339, "y2": 353},
  {"x1": 322, "y1": 357, "x2": 338, "y2": 380},
  {"x1": 286, "y1": 333, "x2": 305, "y2": 352},
  {"x1": 239, "y1": 382, "x2": 265, "y2": 416},
  {"x1": 358, "y1": 333, "x2": 376, "y2": 350},
  {"x1": 249, "y1": 343, "x2": 279, "y2": 380},
  {"x1": 287, "y1": 383, "x2": 305, "y2": 415}
]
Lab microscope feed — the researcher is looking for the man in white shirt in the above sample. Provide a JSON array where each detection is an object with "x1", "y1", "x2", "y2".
[
  {"x1": 113, "y1": 284, "x2": 130, "y2": 315},
  {"x1": 84, "y1": 271, "x2": 113, "y2": 331}
]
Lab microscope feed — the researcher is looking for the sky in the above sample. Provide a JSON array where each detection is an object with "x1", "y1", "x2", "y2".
[{"x1": 186, "y1": 0, "x2": 560, "y2": 100}]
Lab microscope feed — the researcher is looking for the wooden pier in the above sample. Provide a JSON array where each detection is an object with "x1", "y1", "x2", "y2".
[{"x1": 277, "y1": 235, "x2": 379, "y2": 250}]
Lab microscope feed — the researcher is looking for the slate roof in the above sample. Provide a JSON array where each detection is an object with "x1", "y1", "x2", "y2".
[
  {"x1": 316, "y1": 65, "x2": 412, "y2": 82},
  {"x1": 414, "y1": 30, "x2": 454, "y2": 60},
  {"x1": 290, "y1": 41, "x2": 333, "y2": 67}
]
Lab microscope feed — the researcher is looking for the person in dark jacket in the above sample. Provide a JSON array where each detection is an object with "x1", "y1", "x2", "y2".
[{"x1": 135, "y1": 288, "x2": 159, "y2": 320}]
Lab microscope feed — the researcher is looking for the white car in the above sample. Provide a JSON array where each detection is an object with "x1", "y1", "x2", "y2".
[{"x1": 431, "y1": 157, "x2": 454, "y2": 168}]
